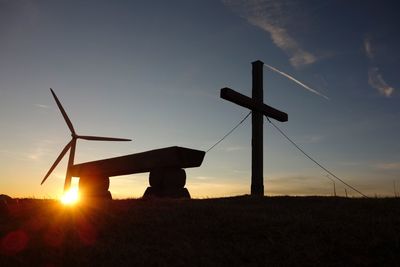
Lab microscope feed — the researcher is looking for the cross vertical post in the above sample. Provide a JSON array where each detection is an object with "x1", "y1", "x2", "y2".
[
  {"x1": 251, "y1": 60, "x2": 264, "y2": 196},
  {"x1": 220, "y1": 60, "x2": 288, "y2": 197}
]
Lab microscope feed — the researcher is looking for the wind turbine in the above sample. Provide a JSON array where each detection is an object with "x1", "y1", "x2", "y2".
[{"x1": 41, "y1": 88, "x2": 131, "y2": 192}]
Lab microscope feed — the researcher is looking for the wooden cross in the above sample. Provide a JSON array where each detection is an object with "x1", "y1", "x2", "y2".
[{"x1": 220, "y1": 60, "x2": 288, "y2": 196}]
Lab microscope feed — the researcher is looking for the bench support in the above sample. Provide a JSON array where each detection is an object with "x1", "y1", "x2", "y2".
[
  {"x1": 79, "y1": 175, "x2": 112, "y2": 200},
  {"x1": 77, "y1": 167, "x2": 192, "y2": 199},
  {"x1": 143, "y1": 168, "x2": 191, "y2": 198}
]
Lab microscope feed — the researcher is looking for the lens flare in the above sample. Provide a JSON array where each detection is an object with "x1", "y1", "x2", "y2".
[{"x1": 60, "y1": 187, "x2": 79, "y2": 205}]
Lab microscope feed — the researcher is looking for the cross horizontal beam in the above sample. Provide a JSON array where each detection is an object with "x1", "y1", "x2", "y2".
[{"x1": 220, "y1": 87, "x2": 288, "y2": 122}]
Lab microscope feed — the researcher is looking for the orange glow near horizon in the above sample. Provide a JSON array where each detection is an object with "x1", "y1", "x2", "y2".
[{"x1": 60, "y1": 187, "x2": 80, "y2": 205}]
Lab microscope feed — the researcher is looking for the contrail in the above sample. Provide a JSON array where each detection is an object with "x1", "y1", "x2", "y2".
[{"x1": 264, "y1": 63, "x2": 329, "y2": 100}]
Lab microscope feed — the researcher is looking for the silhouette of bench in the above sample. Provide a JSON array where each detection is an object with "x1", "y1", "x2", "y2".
[{"x1": 70, "y1": 146, "x2": 205, "y2": 198}]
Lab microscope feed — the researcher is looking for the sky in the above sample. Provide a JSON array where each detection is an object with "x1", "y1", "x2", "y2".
[{"x1": 0, "y1": 0, "x2": 399, "y2": 199}]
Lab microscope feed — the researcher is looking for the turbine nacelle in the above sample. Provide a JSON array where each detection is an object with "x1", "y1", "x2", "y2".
[{"x1": 41, "y1": 88, "x2": 131, "y2": 192}]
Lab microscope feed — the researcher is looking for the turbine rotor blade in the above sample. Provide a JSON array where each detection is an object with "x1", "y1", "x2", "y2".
[
  {"x1": 50, "y1": 88, "x2": 76, "y2": 135},
  {"x1": 64, "y1": 139, "x2": 76, "y2": 192},
  {"x1": 77, "y1": 135, "x2": 132, "y2": 141},
  {"x1": 40, "y1": 140, "x2": 73, "y2": 185}
]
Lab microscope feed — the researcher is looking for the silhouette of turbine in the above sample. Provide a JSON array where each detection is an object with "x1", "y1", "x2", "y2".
[{"x1": 41, "y1": 88, "x2": 131, "y2": 192}]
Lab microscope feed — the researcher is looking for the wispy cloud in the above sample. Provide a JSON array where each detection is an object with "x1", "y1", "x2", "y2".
[
  {"x1": 193, "y1": 176, "x2": 216, "y2": 181},
  {"x1": 298, "y1": 134, "x2": 324, "y2": 144},
  {"x1": 223, "y1": 0, "x2": 318, "y2": 68},
  {"x1": 0, "y1": 141, "x2": 53, "y2": 161},
  {"x1": 251, "y1": 20, "x2": 317, "y2": 68},
  {"x1": 375, "y1": 162, "x2": 400, "y2": 171},
  {"x1": 364, "y1": 37, "x2": 395, "y2": 97},
  {"x1": 368, "y1": 67, "x2": 394, "y2": 97},
  {"x1": 0, "y1": 149, "x2": 29, "y2": 161},
  {"x1": 34, "y1": 104, "x2": 50, "y2": 109},
  {"x1": 364, "y1": 37, "x2": 374, "y2": 59},
  {"x1": 27, "y1": 139, "x2": 55, "y2": 161}
]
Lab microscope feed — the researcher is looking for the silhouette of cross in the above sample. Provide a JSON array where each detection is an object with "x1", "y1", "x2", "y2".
[{"x1": 220, "y1": 60, "x2": 288, "y2": 196}]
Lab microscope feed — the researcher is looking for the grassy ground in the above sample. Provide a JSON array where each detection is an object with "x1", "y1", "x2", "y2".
[{"x1": 1, "y1": 196, "x2": 399, "y2": 266}]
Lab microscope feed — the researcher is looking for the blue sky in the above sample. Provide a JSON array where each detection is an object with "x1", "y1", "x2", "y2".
[{"x1": 0, "y1": 0, "x2": 399, "y2": 198}]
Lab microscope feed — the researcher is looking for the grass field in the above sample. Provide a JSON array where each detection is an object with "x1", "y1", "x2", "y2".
[{"x1": 1, "y1": 196, "x2": 399, "y2": 266}]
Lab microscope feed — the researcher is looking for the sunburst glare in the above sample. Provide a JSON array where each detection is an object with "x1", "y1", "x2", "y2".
[{"x1": 60, "y1": 187, "x2": 79, "y2": 205}]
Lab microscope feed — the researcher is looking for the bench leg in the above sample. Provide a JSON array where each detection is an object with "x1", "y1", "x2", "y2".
[
  {"x1": 79, "y1": 175, "x2": 112, "y2": 200},
  {"x1": 143, "y1": 187, "x2": 191, "y2": 199},
  {"x1": 143, "y1": 168, "x2": 191, "y2": 199}
]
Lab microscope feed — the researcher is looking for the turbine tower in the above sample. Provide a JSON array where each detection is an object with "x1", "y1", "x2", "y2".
[{"x1": 41, "y1": 88, "x2": 131, "y2": 192}]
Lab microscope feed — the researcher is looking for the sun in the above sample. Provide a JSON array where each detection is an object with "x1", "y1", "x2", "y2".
[{"x1": 60, "y1": 187, "x2": 79, "y2": 205}]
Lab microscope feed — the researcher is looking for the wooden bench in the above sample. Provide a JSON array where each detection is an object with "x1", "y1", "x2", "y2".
[{"x1": 70, "y1": 146, "x2": 205, "y2": 199}]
